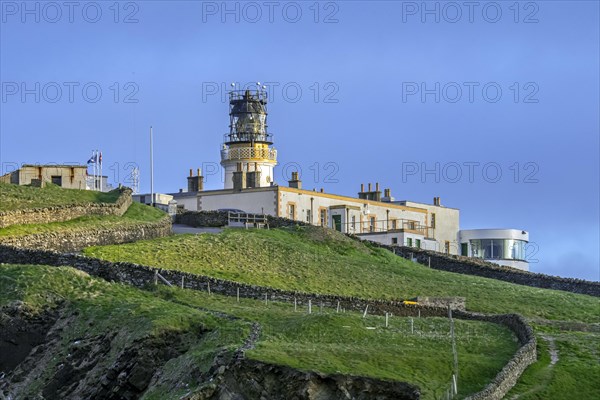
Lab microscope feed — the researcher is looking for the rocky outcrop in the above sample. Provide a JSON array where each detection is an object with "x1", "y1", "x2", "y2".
[
  {"x1": 204, "y1": 359, "x2": 421, "y2": 400},
  {"x1": 0, "y1": 187, "x2": 133, "y2": 229}
]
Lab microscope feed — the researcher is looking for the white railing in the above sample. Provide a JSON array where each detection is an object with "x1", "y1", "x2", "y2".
[{"x1": 221, "y1": 146, "x2": 277, "y2": 162}]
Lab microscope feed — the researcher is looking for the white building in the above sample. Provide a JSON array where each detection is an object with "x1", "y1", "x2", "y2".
[
  {"x1": 458, "y1": 229, "x2": 530, "y2": 271},
  {"x1": 171, "y1": 84, "x2": 530, "y2": 267}
]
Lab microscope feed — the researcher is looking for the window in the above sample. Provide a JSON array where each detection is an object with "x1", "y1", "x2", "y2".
[
  {"x1": 444, "y1": 241, "x2": 450, "y2": 254},
  {"x1": 392, "y1": 237, "x2": 398, "y2": 245},
  {"x1": 407, "y1": 238, "x2": 413, "y2": 247},
  {"x1": 469, "y1": 239, "x2": 527, "y2": 261},
  {"x1": 408, "y1": 221, "x2": 416, "y2": 230},
  {"x1": 320, "y1": 209, "x2": 327, "y2": 226},
  {"x1": 391, "y1": 219, "x2": 397, "y2": 230},
  {"x1": 369, "y1": 217, "x2": 376, "y2": 232},
  {"x1": 351, "y1": 215, "x2": 356, "y2": 230},
  {"x1": 431, "y1": 213, "x2": 436, "y2": 228},
  {"x1": 51, "y1": 175, "x2": 62, "y2": 186},
  {"x1": 306, "y1": 209, "x2": 311, "y2": 223},
  {"x1": 415, "y1": 239, "x2": 421, "y2": 248},
  {"x1": 288, "y1": 203, "x2": 295, "y2": 220}
]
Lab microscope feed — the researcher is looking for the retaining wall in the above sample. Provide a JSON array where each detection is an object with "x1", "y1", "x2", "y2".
[
  {"x1": 0, "y1": 188, "x2": 133, "y2": 228},
  {"x1": 0, "y1": 215, "x2": 172, "y2": 253}
]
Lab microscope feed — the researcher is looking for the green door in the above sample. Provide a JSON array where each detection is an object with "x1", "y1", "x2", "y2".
[
  {"x1": 332, "y1": 215, "x2": 342, "y2": 232},
  {"x1": 461, "y1": 243, "x2": 468, "y2": 256}
]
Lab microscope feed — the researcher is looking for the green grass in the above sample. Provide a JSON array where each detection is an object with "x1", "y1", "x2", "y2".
[
  {"x1": 0, "y1": 202, "x2": 166, "y2": 237},
  {"x1": 84, "y1": 226, "x2": 600, "y2": 323},
  {"x1": 142, "y1": 284, "x2": 520, "y2": 399},
  {"x1": 506, "y1": 327, "x2": 600, "y2": 399},
  {"x1": 0, "y1": 264, "x2": 248, "y2": 399},
  {"x1": 0, "y1": 182, "x2": 121, "y2": 211},
  {"x1": 0, "y1": 264, "x2": 518, "y2": 400}
]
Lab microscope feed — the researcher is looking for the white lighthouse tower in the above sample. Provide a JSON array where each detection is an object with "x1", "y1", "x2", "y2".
[{"x1": 220, "y1": 85, "x2": 278, "y2": 189}]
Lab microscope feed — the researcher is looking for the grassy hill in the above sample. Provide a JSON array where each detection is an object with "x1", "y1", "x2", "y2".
[
  {"x1": 83, "y1": 225, "x2": 600, "y2": 399},
  {"x1": 84, "y1": 226, "x2": 599, "y2": 322},
  {"x1": 0, "y1": 264, "x2": 518, "y2": 399},
  {"x1": 0, "y1": 182, "x2": 120, "y2": 211}
]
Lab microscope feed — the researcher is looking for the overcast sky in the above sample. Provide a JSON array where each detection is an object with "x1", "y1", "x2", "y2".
[{"x1": 1, "y1": 1, "x2": 598, "y2": 280}]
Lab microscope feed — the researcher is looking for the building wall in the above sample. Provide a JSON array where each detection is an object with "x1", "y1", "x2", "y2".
[
  {"x1": 278, "y1": 187, "x2": 428, "y2": 234},
  {"x1": 1, "y1": 165, "x2": 88, "y2": 189},
  {"x1": 397, "y1": 201, "x2": 460, "y2": 255},
  {"x1": 355, "y1": 231, "x2": 437, "y2": 250}
]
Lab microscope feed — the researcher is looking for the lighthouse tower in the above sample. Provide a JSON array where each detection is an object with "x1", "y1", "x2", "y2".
[{"x1": 220, "y1": 85, "x2": 278, "y2": 189}]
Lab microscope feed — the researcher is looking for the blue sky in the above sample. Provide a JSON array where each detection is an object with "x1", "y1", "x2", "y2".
[{"x1": 1, "y1": 1, "x2": 598, "y2": 280}]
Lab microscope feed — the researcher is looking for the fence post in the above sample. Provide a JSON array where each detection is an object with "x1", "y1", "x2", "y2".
[
  {"x1": 154, "y1": 270, "x2": 158, "y2": 285},
  {"x1": 308, "y1": 299, "x2": 312, "y2": 314},
  {"x1": 207, "y1": 281, "x2": 211, "y2": 295},
  {"x1": 428, "y1": 256, "x2": 431, "y2": 267},
  {"x1": 362, "y1": 305, "x2": 369, "y2": 318},
  {"x1": 336, "y1": 301, "x2": 340, "y2": 313},
  {"x1": 385, "y1": 312, "x2": 389, "y2": 328},
  {"x1": 181, "y1": 276, "x2": 184, "y2": 289},
  {"x1": 320, "y1": 302, "x2": 323, "y2": 313},
  {"x1": 410, "y1": 317, "x2": 414, "y2": 334},
  {"x1": 265, "y1": 293, "x2": 268, "y2": 305},
  {"x1": 237, "y1": 287, "x2": 240, "y2": 302},
  {"x1": 294, "y1": 297, "x2": 297, "y2": 312}
]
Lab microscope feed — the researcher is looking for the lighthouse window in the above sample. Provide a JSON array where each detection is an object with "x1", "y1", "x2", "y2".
[{"x1": 288, "y1": 203, "x2": 296, "y2": 220}]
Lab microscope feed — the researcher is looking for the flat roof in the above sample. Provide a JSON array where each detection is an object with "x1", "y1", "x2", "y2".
[{"x1": 395, "y1": 200, "x2": 460, "y2": 211}]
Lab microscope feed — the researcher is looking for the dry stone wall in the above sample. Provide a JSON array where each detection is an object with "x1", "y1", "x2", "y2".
[
  {"x1": 377, "y1": 244, "x2": 600, "y2": 297},
  {"x1": 0, "y1": 188, "x2": 133, "y2": 229}
]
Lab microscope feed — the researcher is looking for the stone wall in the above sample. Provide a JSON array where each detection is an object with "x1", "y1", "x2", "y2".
[
  {"x1": 0, "y1": 244, "x2": 536, "y2": 399},
  {"x1": 0, "y1": 188, "x2": 133, "y2": 229},
  {"x1": 0, "y1": 216, "x2": 172, "y2": 253},
  {"x1": 459, "y1": 312, "x2": 537, "y2": 400},
  {"x1": 371, "y1": 243, "x2": 600, "y2": 297},
  {"x1": 175, "y1": 210, "x2": 308, "y2": 229}
]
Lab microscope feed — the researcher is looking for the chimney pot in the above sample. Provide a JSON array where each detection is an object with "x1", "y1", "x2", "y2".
[
  {"x1": 360, "y1": 183, "x2": 364, "y2": 192},
  {"x1": 320, "y1": 188, "x2": 324, "y2": 193},
  {"x1": 189, "y1": 168, "x2": 193, "y2": 177},
  {"x1": 376, "y1": 182, "x2": 380, "y2": 191},
  {"x1": 197, "y1": 168, "x2": 201, "y2": 177},
  {"x1": 368, "y1": 183, "x2": 372, "y2": 192}
]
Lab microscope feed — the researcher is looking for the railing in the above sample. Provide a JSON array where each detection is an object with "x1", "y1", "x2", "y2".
[
  {"x1": 224, "y1": 132, "x2": 274, "y2": 143},
  {"x1": 221, "y1": 146, "x2": 278, "y2": 162},
  {"x1": 228, "y1": 212, "x2": 269, "y2": 229}
]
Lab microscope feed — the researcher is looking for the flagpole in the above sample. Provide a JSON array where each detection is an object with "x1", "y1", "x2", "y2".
[
  {"x1": 94, "y1": 150, "x2": 98, "y2": 190},
  {"x1": 99, "y1": 151, "x2": 103, "y2": 192},
  {"x1": 150, "y1": 126, "x2": 154, "y2": 207}
]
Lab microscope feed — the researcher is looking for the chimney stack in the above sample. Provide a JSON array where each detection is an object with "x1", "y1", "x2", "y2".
[
  {"x1": 187, "y1": 167, "x2": 204, "y2": 192},
  {"x1": 360, "y1": 183, "x2": 364, "y2": 192},
  {"x1": 288, "y1": 171, "x2": 302, "y2": 189}
]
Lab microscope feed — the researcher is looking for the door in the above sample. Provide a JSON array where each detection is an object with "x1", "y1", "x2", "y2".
[
  {"x1": 332, "y1": 215, "x2": 342, "y2": 232},
  {"x1": 461, "y1": 243, "x2": 468, "y2": 256}
]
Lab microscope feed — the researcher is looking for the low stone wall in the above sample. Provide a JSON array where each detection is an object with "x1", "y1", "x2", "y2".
[
  {"x1": 0, "y1": 244, "x2": 536, "y2": 399},
  {"x1": 0, "y1": 188, "x2": 133, "y2": 229},
  {"x1": 0, "y1": 215, "x2": 172, "y2": 253},
  {"x1": 371, "y1": 243, "x2": 600, "y2": 297},
  {"x1": 459, "y1": 312, "x2": 537, "y2": 400}
]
